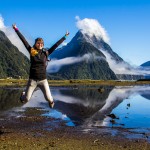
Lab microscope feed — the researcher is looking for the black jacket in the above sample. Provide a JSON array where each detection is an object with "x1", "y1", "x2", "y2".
[{"x1": 15, "y1": 29, "x2": 66, "y2": 80}]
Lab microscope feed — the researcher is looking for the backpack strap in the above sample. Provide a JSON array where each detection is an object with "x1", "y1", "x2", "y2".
[{"x1": 42, "y1": 48, "x2": 51, "y2": 67}]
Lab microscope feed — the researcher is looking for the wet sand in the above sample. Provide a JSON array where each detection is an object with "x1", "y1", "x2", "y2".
[{"x1": 0, "y1": 108, "x2": 150, "y2": 150}]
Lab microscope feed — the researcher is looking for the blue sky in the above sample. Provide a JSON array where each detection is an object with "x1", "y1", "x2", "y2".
[{"x1": 0, "y1": 0, "x2": 150, "y2": 66}]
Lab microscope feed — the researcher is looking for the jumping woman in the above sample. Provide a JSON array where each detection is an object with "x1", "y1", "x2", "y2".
[{"x1": 12, "y1": 24, "x2": 69, "y2": 108}]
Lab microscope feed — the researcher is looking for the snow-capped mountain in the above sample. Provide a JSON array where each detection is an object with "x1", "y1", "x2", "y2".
[
  {"x1": 47, "y1": 29, "x2": 145, "y2": 80},
  {"x1": 47, "y1": 30, "x2": 117, "y2": 80}
]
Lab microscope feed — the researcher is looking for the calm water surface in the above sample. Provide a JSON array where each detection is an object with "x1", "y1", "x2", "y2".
[{"x1": 1, "y1": 85, "x2": 150, "y2": 140}]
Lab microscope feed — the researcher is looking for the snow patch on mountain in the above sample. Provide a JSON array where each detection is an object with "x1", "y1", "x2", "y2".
[{"x1": 76, "y1": 16, "x2": 110, "y2": 44}]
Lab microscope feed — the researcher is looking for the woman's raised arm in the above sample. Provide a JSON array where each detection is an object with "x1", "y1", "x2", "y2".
[
  {"x1": 12, "y1": 24, "x2": 31, "y2": 53},
  {"x1": 47, "y1": 31, "x2": 69, "y2": 56}
]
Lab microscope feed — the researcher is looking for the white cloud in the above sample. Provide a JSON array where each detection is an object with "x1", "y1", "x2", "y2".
[
  {"x1": 0, "y1": 15, "x2": 30, "y2": 58},
  {"x1": 61, "y1": 41, "x2": 68, "y2": 46},
  {"x1": 76, "y1": 16, "x2": 110, "y2": 44},
  {"x1": 47, "y1": 53, "x2": 105, "y2": 73},
  {"x1": 101, "y1": 49, "x2": 150, "y2": 75}
]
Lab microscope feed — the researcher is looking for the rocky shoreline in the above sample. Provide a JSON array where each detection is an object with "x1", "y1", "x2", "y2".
[{"x1": 0, "y1": 107, "x2": 150, "y2": 150}]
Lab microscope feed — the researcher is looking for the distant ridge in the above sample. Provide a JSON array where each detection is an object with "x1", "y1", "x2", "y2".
[{"x1": 141, "y1": 61, "x2": 150, "y2": 67}]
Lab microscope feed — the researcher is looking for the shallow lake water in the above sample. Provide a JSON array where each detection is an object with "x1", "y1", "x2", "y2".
[{"x1": 1, "y1": 85, "x2": 150, "y2": 141}]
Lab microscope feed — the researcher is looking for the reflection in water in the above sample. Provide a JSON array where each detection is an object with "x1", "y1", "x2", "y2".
[
  {"x1": 52, "y1": 86, "x2": 114, "y2": 125},
  {"x1": 1, "y1": 86, "x2": 150, "y2": 130},
  {"x1": 0, "y1": 88, "x2": 22, "y2": 112},
  {"x1": 52, "y1": 86, "x2": 150, "y2": 129},
  {"x1": 89, "y1": 86, "x2": 150, "y2": 128},
  {"x1": 141, "y1": 92, "x2": 150, "y2": 100}
]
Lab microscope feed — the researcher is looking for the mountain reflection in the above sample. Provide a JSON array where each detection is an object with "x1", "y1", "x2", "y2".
[
  {"x1": 1, "y1": 85, "x2": 150, "y2": 128},
  {"x1": 53, "y1": 86, "x2": 114, "y2": 125},
  {"x1": 141, "y1": 92, "x2": 150, "y2": 100},
  {"x1": 81, "y1": 86, "x2": 150, "y2": 127},
  {"x1": 52, "y1": 86, "x2": 150, "y2": 127},
  {"x1": 0, "y1": 88, "x2": 22, "y2": 111}
]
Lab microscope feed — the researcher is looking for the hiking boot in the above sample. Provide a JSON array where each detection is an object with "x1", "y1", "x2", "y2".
[
  {"x1": 20, "y1": 92, "x2": 26, "y2": 103},
  {"x1": 49, "y1": 101, "x2": 55, "y2": 108}
]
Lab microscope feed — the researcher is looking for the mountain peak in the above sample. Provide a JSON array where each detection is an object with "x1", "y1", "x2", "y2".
[
  {"x1": 76, "y1": 17, "x2": 110, "y2": 44},
  {"x1": 72, "y1": 30, "x2": 104, "y2": 45},
  {"x1": 48, "y1": 29, "x2": 117, "y2": 80}
]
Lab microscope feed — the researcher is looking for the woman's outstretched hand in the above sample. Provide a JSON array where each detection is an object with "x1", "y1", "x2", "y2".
[
  {"x1": 12, "y1": 24, "x2": 18, "y2": 30},
  {"x1": 65, "y1": 31, "x2": 69, "y2": 36}
]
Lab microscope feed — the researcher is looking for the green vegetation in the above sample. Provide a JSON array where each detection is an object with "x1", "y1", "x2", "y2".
[
  {"x1": 0, "y1": 79, "x2": 150, "y2": 87},
  {"x1": 0, "y1": 30, "x2": 30, "y2": 79}
]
